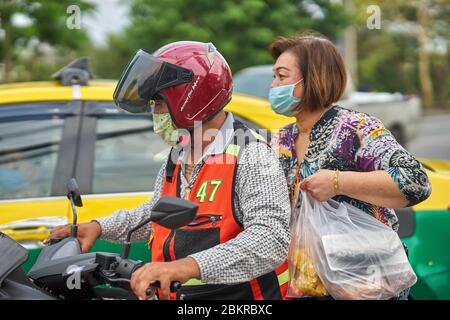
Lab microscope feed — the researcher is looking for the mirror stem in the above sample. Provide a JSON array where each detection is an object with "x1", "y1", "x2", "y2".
[
  {"x1": 121, "y1": 216, "x2": 153, "y2": 259},
  {"x1": 68, "y1": 193, "x2": 78, "y2": 237},
  {"x1": 70, "y1": 225, "x2": 78, "y2": 238}
]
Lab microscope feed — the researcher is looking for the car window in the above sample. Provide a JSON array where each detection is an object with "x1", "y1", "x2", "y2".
[
  {"x1": 0, "y1": 102, "x2": 73, "y2": 200},
  {"x1": 92, "y1": 115, "x2": 169, "y2": 194},
  {"x1": 233, "y1": 71, "x2": 273, "y2": 99}
]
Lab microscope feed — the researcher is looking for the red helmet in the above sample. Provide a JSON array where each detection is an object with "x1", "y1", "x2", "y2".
[{"x1": 113, "y1": 41, "x2": 233, "y2": 128}]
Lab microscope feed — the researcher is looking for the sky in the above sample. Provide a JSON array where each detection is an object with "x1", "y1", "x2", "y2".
[
  {"x1": 83, "y1": 0, "x2": 130, "y2": 47},
  {"x1": 7, "y1": 0, "x2": 129, "y2": 48}
]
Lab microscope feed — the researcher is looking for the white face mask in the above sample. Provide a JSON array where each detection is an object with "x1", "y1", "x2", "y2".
[{"x1": 152, "y1": 112, "x2": 178, "y2": 146}]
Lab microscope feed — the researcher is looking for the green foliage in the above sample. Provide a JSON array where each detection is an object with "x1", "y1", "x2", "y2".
[
  {"x1": 357, "y1": 30, "x2": 420, "y2": 93},
  {"x1": 3, "y1": 0, "x2": 446, "y2": 109},
  {"x1": 354, "y1": 0, "x2": 449, "y2": 108},
  {"x1": 0, "y1": 0, "x2": 94, "y2": 82},
  {"x1": 92, "y1": 0, "x2": 350, "y2": 78}
]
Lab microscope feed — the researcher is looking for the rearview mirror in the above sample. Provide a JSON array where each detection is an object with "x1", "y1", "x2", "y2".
[
  {"x1": 66, "y1": 178, "x2": 82, "y2": 207},
  {"x1": 120, "y1": 196, "x2": 198, "y2": 259},
  {"x1": 151, "y1": 196, "x2": 197, "y2": 229}
]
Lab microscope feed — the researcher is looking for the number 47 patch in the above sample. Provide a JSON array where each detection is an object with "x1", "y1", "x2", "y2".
[{"x1": 195, "y1": 179, "x2": 223, "y2": 203}]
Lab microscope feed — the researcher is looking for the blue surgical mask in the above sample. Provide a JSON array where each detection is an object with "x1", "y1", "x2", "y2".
[{"x1": 269, "y1": 79, "x2": 303, "y2": 116}]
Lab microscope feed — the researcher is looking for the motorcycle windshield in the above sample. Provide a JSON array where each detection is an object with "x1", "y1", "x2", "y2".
[
  {"x1": 0, "y1": 232, "x2": 28, "y2": 285},
  {"x1": 113, "y1": 49, "x2": 193, "y2": 113}
]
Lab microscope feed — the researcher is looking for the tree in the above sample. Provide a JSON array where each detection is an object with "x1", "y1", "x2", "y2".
[
  {"x1": 93, "y1": 0, "x2": 350, "y2": 78},
  {"x1": 354, "y1": 0, "x2": 450, "y2": 109},
  {"x1": 0, "y1": 0, "x2": 94, "y2": 82}
]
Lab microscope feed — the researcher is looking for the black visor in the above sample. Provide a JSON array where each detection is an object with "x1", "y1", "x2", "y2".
[{"x1": 113, "y1": 49, "x2": 193, "y2": 113}]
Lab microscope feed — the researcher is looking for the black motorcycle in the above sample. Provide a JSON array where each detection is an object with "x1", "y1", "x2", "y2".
[{"x1": 0, "y1": 178, "x2": 197, "y2": 300}]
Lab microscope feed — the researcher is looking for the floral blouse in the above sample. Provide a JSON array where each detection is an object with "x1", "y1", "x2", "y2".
[{"x1": 271, "y1": 105, "x2": 432, "y2": 232}]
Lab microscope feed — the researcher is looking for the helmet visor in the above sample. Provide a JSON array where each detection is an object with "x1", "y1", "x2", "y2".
[{"x1": 113, "y1": 49, "x2": 193, "y2": 113}]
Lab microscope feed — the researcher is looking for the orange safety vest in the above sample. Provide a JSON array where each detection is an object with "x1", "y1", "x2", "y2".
[{"x1": 150, "y1": 120, "x2": 289, "y2": 300}]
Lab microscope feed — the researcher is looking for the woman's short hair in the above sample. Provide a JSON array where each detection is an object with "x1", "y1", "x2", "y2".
[{"x1": 269, "y1": 31, "x2": 347, "y2": 112}]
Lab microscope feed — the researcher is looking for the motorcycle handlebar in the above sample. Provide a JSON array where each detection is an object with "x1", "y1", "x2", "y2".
[
  {"x1": 95, "y1": 253, "x2": 182, "y2": 298},
  {"x1": 146, "y1": 281, "x2": 182, "y2": 296}
]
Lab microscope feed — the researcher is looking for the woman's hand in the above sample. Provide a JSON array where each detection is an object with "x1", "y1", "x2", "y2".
[
  {"x1": 131, "y1": 257, "x2": 201, "y2": 300},
  {"x1": 300, "y1": 169, "x2": 409, "y2": 208},
  {"x1": 299, "y1": 169, "x2": 337, "y2": 201},
  {"x1": 43, "y1": 221, "x2": 102, "y2": 253}
]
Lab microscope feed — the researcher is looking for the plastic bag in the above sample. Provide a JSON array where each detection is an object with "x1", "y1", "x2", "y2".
[
  {"x1": 287, "y1": 191, "x2": 417, "y2": 300},
  {"x1": 287, "y1": 192, "x2": 328, "y2": 298}
]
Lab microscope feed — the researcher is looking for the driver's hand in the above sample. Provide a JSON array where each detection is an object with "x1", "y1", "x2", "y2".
[
  {"x1": 131, "y1": 257, "x2": 201, "y2": 300},
  {"x1": 43, "y1": 221, "x2": 102, "y2": 253}
]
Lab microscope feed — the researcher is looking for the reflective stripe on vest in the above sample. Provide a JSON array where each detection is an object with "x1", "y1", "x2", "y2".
[
  {"x1": 225, "y1": 143, "x2": 240, "y2": 157},
  {"x1": 277, "y1": 268, "x2": 289, "y2": 286}
]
